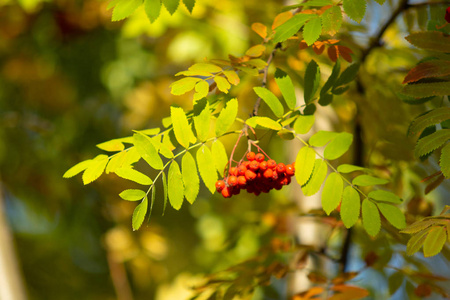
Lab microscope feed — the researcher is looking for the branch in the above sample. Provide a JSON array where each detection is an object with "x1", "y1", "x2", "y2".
[{"x1": 252, "y1": 42, "x2": 282, "y2": 116}]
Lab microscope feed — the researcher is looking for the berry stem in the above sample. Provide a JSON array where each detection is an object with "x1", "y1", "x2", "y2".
[{"x1": 227, "y1": 130, "x2": 245, "y2": 177}]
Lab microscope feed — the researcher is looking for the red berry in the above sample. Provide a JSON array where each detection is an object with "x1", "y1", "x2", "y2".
[
  {"x1": 237, "y1": 176, "x2": 247, "y2": 186},
  {"x1": 237, "y1": 165, "x2": 247, "y2": 175},
  {"x1": 245, "y1": 169, "x2": 257, "y2": 180},
  {"x1": 221, "y1": 186, "x2": 231, "y2": 198},
  {"x1": 246, "y1": 152, "x2": 256, "y2": 161},
  {"x1": 446, "y1": 7, "x2": 450, "y2": 23},
  {"x1": 229, "y1": 167, "x2": 238, "y2": 176},
  {"x1": 272, "y1": 171, "x2": 278, "y2": 180},
  {"x1": 249, "y1": 160, "x2": 259, "y2": 171},
  {"x1": 267, "y1": 159, "x2": 277, "y2": 169},
  {"x1": 276, "y1": 163, "x2": 286, "y2": 173},
  {"x1": 255, "y1": 153, "x2": 265, "y2": 162},
  {"x1": 263, "y1": 168, "x2": 273, "y2": 179},
  {"x1": 228, "y1": 176, "x2": 238, "y2": 187},
  {"x1": 259, "y1": 161, "x2": 268, "y2": 171},
  {"x1": 215, "y1": 180, "x2": 225, "y2": 192},
  {"x1": 285, "y1": 164, "x2": 295, "y2": 176}
]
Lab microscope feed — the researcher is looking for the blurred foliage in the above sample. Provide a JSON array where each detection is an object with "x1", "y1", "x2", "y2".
[{"x1": 0, "y1": 0, "x2": 449, "y2": 299}]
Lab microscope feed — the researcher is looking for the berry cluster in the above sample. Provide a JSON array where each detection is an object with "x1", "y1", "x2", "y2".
[{"x1": 215, "y1": 152, "x2": 295, "y2": 198}]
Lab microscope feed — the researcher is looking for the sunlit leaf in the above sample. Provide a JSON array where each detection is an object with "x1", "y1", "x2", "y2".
[
  {"x1": 340, "y1": 186, "x2": 360, "y2": 228},
  {"x1": 343, "y1": 0, "x2": 366, "y2": 23},
  {"x1": 293, "y1": 115, "x2": 315, "y2": 134},
  {"x1": 368, "y1": 190, "x2": 402, "y2": 204},
  {"x1": 111, "y1": 0, "x2": 142, "y2": 21},
  {"x1": 223, "y1": 70, "x2": 240, "y2": 86},
  {"x1": 406, "y1": 230, "x2": 428, "y2": 256},
  {"x1": 423, "y1": 226, "x2": 447, "y2": 257},
  {"x1": 352, "y1": 175, "x2": 389, "y2": 186},
  {"x1": 193, "y1": 80, "x2": 209, "y2": 101},
  {"x1": 144, "y1": 0, "x2": 161, "y2": 23},
  {"x1": 336, "y1": 164, "x2": 365, "y2": 173},
  {"x1": 321, "y1": 6, "x2": 342, "y2": 36},
  {"x1": 246, "y1": 45, "x2": 266, "y2": 57},
  {"x1": 211, "y1": 140, "x2": 228, "y2": 175},
  {"x1": 329, "y1": 285, "x2": 369, "y2": 300},
  {"x1": 197, "y1": 145, "x2": 218, "y2": 194},
  {"x1": 414, "y1": 129, "x2": 450, "y2": 158},
  {"x1": 193, "y1": 99, "x2": 211, "y2": 142},
  {"x1": 168, "y1": 161, "x2": 184, "y2": 210},
  {"x1": 246, "y1": 116, "x2": 282, "y2": 130},
  {"x1": 119, "y1": 189, "x2": 146, "y2": 201},
  {"x1": 170, "y1": 77, "x2": 201, "y2": 95},
  {"x1": 304, "y1": 60, "x2": 321, "y2": 104},
  {"x1": 303, "y1": 17, "x2": 322, "y2": 46},
  {"x1": 323, "y1": 132, "x2": 353, "y2": 160},
  {"x1": 162, "y1": 172, "x2": 168, "y2": 215},
  {"x1": 132, "y1": 196, "x2": 148, "y2": 231},
  {"x1": 295, "y1": 146, "x2": 316, "y2": 186},
  {"x1": 170, "y1": 106, "x2": 192, "y2": 148},
  {"x1": 302, "y1": 159, "x2": 327, "y2": 196},
  {"x1": 309, "y1": 131, "x2": 338, "y2": 147},
  {"x1": 214, "y1": 76, "x2": 231, "y2": 93},
  {"x1": 82, "y1": 155, "x2": 108, "y2": 185},
  {"x1": 273, "y1": 13, "x2": 313, "y2": 43},
  {"x1": 406, "y1": 31, "x2": 450, "y2": 52},
  {"x1": 377, "y1": 203, "x2": 406, "y2": 229},
  {"x1": 96, "y1": 139, "x2": 125, "y2": 152},
  {"x1": 105, "y1": 151, "x2": 127, "y2": 174},
  {"x1": 251, "y1": 22, "x2": 267, "y2": 39},
  {"x1": 64, "y1": 159, "x2": 94, "y2": 178},
  {"x1": 253, "y1": 87, "x2": 284, "y2": 118},
  {"x1": 272, "y1": 11, "x2": 293, "y2": 30},
  {"x1": 189, "y1": 63, "x2": 222, "y2": 73},
  {"x1": 115, "y1": 168, "x2": 153, "y2": 185},
  {"x1": 362, "y1": 199, "x2": 381, "y2": 237},
  {"x1": 274, "y1": 68, "x2": 296, "y2": 110},
  {"x1": 322, "y1": 172, "x2": 343, "y2": 215},
  {"x1": 182, "y1": 152, "x2": 199, "y2": 204},
  {"x1": 133, "y1": 133, "x2": 164, "y2": 170},
  {"x1": 215, "y1": 98, "x2": 238, "y2": 136}
]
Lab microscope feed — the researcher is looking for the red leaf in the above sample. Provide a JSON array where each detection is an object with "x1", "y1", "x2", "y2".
[
  {"x1": 403, "y1": 61, "x2": 450, "y2": 84},
  {"x1": 337, "y1": 45, "x2": 353, "y2": 63},
  {"x1": 328, "y1": 45, "x2": 338, "y2": 62}
]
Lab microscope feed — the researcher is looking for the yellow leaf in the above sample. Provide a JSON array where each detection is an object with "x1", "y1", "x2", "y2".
[
  {"x1": 245, "y1": 44, "x2": 266, "y2": 57},
  {"x1": 251, "y1": 22, "x2": 267, "y2": 39}
]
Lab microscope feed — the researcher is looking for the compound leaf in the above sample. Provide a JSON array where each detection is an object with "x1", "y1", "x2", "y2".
[
  {"x1": 133, "y1": 133, "x2": 164, "y2": 170},
  {"x1": 132, "y1": 196, "x2": 148, "y2": 231},
  {"x1": 170, "y1": 106, "x2": 191, "y2": 148},
  {"x1": 353, "y1": 175, "x2": 389, "y2": 186},
  {"x1": 162, "y1": 0, "x2": 179, "y2": 15},
  {"x1": 246, "y1": 116, "x2": 282, "y2": 130},
  {"x1": 211, "y1": 140, "x2": 228, "y2": 175},
  {"x1": 408, "y1": 107, "x2": 450, "y2": 138},
  {"x1": 309, "y1": 131, "x2": 338, "y2": 147},
  {"x1": 423, "y1": 226, "x2": 447, "y2": 257},
  {"x1": 197, "y1": 145, "x2": 218, "y2": 194},
  {"x1": 303, "y1": 17, "x2": 322, "y2": 46},
  {"x1": 295, "y1": 146, "x2": 316, "y2": 186},
  {"x1": 415, "y1": 129, "x2": 450, "y2": 158},
  {"x1": 293, "y1": 115, "x2": 315, "y2": 134},
  {"x1": 340, "y1": 186, "x2": 360, "y2": 228},
  {"x1": 253, "y1": 87, "x2": 284, "y2": 118},
  {"x1": 168, "y1": 161, "x2": 184, "y2": 210},
  {"x1": 302, "y1": 159, "x2": 327, "y2": 196},
  {"x1": 322, "y1": 172, "x2": 344, "y2": 215},
  {"x1": 377, "y1": 203, "x2": 406, "y2": 229},
  {"x1": 343, "y1": 0, "x2": 366, "y2": 23},
  {"x1": 369, "y1": 190, "x2": 402, "y2": 204},
  {"x1": 273, "y1": 13, "x2": 313, "y2": 43},
  {"x1": 441, "y1": 143, "x2": 450, "y2": 178},
  {"x1": 324, "y1": 132, "x2": 353, "y2": 160},
  {"x1": 182, "y1": 152, "x2": 199, "y2": 204},
  {"x1": 115, "y1": 168, "x2": 153, "y2": 185},
  {"x1": 119, "y1": 189, "x2": 146, "y2": 201},
  {"x1": 304, "y1": 60, "x2": 321, "y2": 104},
  {"x1": 362, "y1": 199, "x2": 381, "y2": 237},
  {"x1": 64, "y1": 159, "x2": 94, "y2": 178},
  {"x1": 216, "y1": 98, "x2": 238, "y2": 136},
  {"x1": 111, "y1": 0, "x2": 142, "y2": 21},
  {"x1": 82, "y1": 155, "x2": 108, "y2": 185},
  {"x1": 144, "y1": 0, "x2": 161, "y2": 23},
  {"x1": 275, "y1": 68, "x2": 296, "y2": 110}
]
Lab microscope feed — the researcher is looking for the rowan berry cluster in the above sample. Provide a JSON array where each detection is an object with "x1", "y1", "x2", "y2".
[{"x1": 215, "y1": 152, "x2": 295, "y2": 198}]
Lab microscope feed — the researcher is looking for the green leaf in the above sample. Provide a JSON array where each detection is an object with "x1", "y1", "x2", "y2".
[
  {"x1": 309, "y1": 131, "x2": 338, "y2": 147},
  {"x1": 274, "y1": 69, "x2": 296, "y2": 110},
  {"x1": 423, "y1": 226, "x2": 447, "y2": 257},
  {"x1": 115, "y1": 168, "x2": 153, "y2": 185},
  {"x1": 170, "y1": 77, "x2": 201, "y2": 95},
  {"x1": 182, "y1": 152, "x2": 199, "y2": 204},
  {"x1": 302, "y1": 159, "x2": 327, "y2": 196},
  {"x1": 343, "y1": 0, "x2": 366, "y2": 23},
  {"x1": 369, "y1": 190, "x2": 402, "y2": 204},
  {"x1": 318, "y1": 93, "x2": 333, "y2": 106},
  {"x1": 340, "y1": 186, "x2": 360, "y2": 228},
  {"x1": 132, "y1": 196, "x2": 148, "y2": 231},
  {"x1": 197, "y1": 145, "x2": 218, "y2": 194},
  {"x1": 323, "y1": 132, "x2": 353, "y2": 160},
  {"x1": 137, "y1": 128, "x2": 161, "y2": 136},
  {"x1": 388, "y1": 272, "x2": 404, "y2": 296},
  {"x1": 183, "y1": 0, "x2": 195, "y2": 13},
  {"x1": 304, "y1": 103, "x2": 316, "y2": 116},
  {"x1": 408, "y1": 107, "x2": 450, "y2": 138},
  {"x1": 303, "y1": 17, "x2": 322, "y2": 46},
  {"x1": 211, "y1": 140, "x2": 228, "y2": 175},
  {"x1": 377, "y1": 203, "x2": 406, "y2": 229},
  {"x1": 82, "y1": 155, "x2": 108, "y2": 185},
  {"x1": 133, "y1": 133, "x2": 164, "y2": 170},
  {"x1": 406, "y1": 230, "x2": 428, "y2": 256},
  {"x1": 277, "y1": 129, "x2": 295, "y2": 140},
  {"x1": 322, "y1": 172, "x2": 344, "y2": 215},
  {"x1": 119, "y1": 189, "x2": 146, "y2": 201},
  {"x1": 111, "y1": 0, "x2": 142, "y2": 21},
  {"x1": 441, "y1": 143, "x2": 450, "y2": 178},
  {"x1": 106, "y1": 151, "x2": 127, "y2": 174},
  {"x1": 215, "y1": 98, "x2": 238, "y2": 136},
  {"x1": 246, "y1": 116, "x2": 282, "y2": 130},
  {"x1": 336, "y1": 164, "x2": 365, "y2": 173},
  {"x1": 321, "y1": 6, "x2": 342, "y2": 36},
  {"x1": 415, "y1": 129, "x2": 450, "y2": 158},
  {"x1": 144, "y1": 0, "x2": 161, "y2": 23},
  {"x1": 162, "y1": 172, "x2": 168, "y2": 215},
  {"x1": 162, "y1": 0, "x2": 179, "y2": 15},
  {"x1": 168, "y1": 161, "x2": 184, "y2": 210},
  {"x1": 353, "y1": 175, "x2": 389, "y2": 186},
  {"x1": 406, "y1": 31, "x2": 450, "y2": 52},
  {"x1": 122, "y1": 147, "x2": 141, "y2": 166},
  {"x1": 148, "y1": 185, "x2": 155, "y2": 223},
  {"x1": 362, "y1": 199, "x2": 381, "y2": 237},
  {"x1": 253, "y1": 87, "x2": 284, "y2": 118},
  {"x1": 96, "y1": 139, "x2": 125, "y2": 152},
  {"x1": 193, "y1": 99, "x2": 211, "y2": 142},
  {"x1": 170, "y1": 106, "x2": 192, "y2": 148},
  {"x1": 189, "y1": 63, "x2": 222, "y2": 73},
  {"x1": 321, "y1": 60, "x2": 340, "y2": 96},
  {"x1": 293, "y1": 115, "x2": 315, "y2": 134},
  {"x1": 295, "y1": 146, "x2": 316, "y2": 186},
  {"x1": 304, "y1": 60, "x2": 321, "y2": 104},
  {"x1": 214, "y1": 76, "x2": 231, "y2": 93},
  {"x1": 402, "y1": 82, "x2": 450, "y2": 98},
  {"x1": 333, "y1": 63, "x2": 360, "y2": 89},
  {"x1": 64, "y1": 159, "x2": 93, "y2": 178},
  {"x1": 273, "y1": 13, "x2": 314, "y2": 43},
  {"x1": 193, "y1": 80, "x2": 209, "y2": 101}
]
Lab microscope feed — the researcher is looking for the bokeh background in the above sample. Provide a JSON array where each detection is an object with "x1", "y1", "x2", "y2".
[{"x1": 1, "y1": 0, "x2": 449, "y2": 299}]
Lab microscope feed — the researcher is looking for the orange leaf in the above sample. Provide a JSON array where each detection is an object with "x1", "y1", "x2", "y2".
[
  {"x1": 402, "y1": 61, "x2": 450, "y2": 84},
  {"x1": 414, "y1": 283, "x2": 432, "y2": 297},
  {"x1": 293, "y1": 287, "x2": 325, "y2": 300},
  {"x1": 326, "y1": 39, "x2": 340, "y2": 44},
  {"x1": 329, "y1": 285, "x2": 370, "y2": 300},
  {"x1": 272, "y1": 11, "x2": 293, "y2": 30},
  {"x1": 251, "y1": 22, "x2": 268, "y2": 39},
  {"x1": 299, "y1": 40, "x2": 309, "y2": 49},
  {"x1": 313, "y1": 42, "x2": 325, "y2": 55},
  {"x1": 245, "y1": 44, "x2": 266, "y2": 57},
  {"x1": 328, "y1": 45, "x2": 338, "y2": 62},
  {"x1": 337, "y1": 45, "x2": 353, "y2": 63}
]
